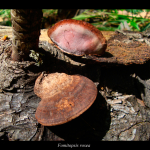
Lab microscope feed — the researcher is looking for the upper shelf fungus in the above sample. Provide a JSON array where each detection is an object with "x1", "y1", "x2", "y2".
[{"x1": 47, "y1": 19, "x2": 107, "y2": 56}]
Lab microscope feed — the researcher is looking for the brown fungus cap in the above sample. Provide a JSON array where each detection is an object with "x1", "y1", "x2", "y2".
[
  {"x1": 34, "y1": 72, "x2": 97, "y2": 126},
  {"x1": 47, "y1": 19, "x2": 107, "y2": 56}
]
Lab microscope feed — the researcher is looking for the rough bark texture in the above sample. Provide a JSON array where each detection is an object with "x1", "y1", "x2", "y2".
[
  {"x1": 11, "y1": 9, "x2": 43, "y2": 61},
  {"x1": 0, "y1": 28, "x2": 150, "y2": 141}
]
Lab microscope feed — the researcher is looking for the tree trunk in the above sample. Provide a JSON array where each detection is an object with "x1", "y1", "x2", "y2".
[
  {"x1": 11, "y1": 9, "x2": 43, "y2": 61},
  {"x1": 57, "y1": 9, "x2": 85, "y2": 21},
  {"x1": 57, "y1": 9, "x2": 78, "y2": 20}
]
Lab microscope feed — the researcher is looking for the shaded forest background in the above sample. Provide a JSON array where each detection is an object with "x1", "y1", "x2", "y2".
[{"x1": 1, "y1": 9, "x2": 150, "y2": 32}]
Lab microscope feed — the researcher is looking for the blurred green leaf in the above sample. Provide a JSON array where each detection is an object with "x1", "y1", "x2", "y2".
[
  {"x1": 126, "y1": 9, "x2": 143, "y2": 14},
  {"x1": 0, "y1": 9, "x2": 11, "y2": 19},
  {"x1": 130, "y1": 21, "x2": 140, "y2": 31},
  {"x1": 141, "y1": 23, "x2": 150, "y2": 32},
  {"x1": 72, "y1": 14, "x2": 98, "y2": 20}
]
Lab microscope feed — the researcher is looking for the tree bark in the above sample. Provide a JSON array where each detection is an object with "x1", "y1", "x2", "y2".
[
  {"x1": 57, "y1": 9, "x2": 78, "y2": 20},
  {"x1": 0, "y1": 28, "x2": 150, "y2": 141},
  {"x1": 11, "y1": 9, "x2": 43, "y2": 61}
]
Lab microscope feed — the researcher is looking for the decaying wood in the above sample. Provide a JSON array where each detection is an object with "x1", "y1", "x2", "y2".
[{"x1": 0, "y1": 26, "x2": 150, "y2": 141}]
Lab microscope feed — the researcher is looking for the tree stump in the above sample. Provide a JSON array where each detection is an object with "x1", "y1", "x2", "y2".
[{"x1": 0, "y1": 27, "x2": 150, "y2": 141}]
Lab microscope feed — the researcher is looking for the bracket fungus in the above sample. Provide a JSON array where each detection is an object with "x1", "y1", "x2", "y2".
[
  {"x1": 47, "y1": 19, "x2": 107, "y2": 56},
  {"x1": 34, "y1": 72, "x2": 97, "y2": 126}
]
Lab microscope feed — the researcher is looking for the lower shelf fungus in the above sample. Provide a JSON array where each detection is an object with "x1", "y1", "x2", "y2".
[{"x1": 34, "y1": 72, "x2": 97, "y2": 126}]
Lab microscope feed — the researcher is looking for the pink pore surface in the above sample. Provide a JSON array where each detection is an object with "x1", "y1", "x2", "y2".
[{"x1": 50, "y1": 23, "x2": 101, "y2": 55}]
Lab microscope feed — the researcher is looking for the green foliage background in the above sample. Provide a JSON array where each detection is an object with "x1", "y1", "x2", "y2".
[{"x1": 0, "y1": 9, "x2": 150, "y2": 32}]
